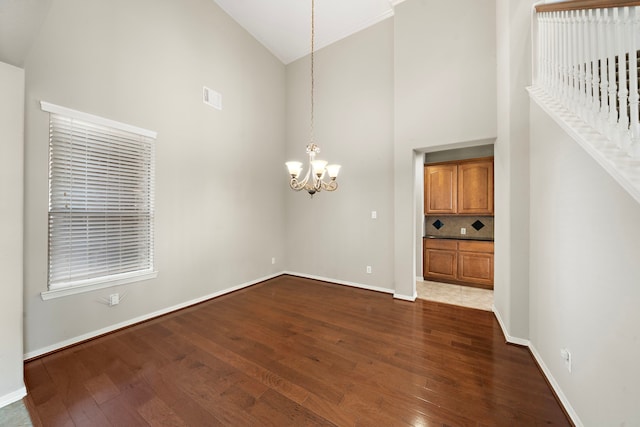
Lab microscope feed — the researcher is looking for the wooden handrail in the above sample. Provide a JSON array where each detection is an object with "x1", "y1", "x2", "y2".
[{"x1": 536, "y1": 0, "x2": 640, "y2": 13}]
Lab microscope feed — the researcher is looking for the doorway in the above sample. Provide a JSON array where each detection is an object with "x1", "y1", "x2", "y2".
[{"x1": 416, "y1": 143, "x2": 495, "y2": 311}]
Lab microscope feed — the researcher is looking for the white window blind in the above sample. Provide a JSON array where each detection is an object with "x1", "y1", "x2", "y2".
[{"x1": 43, "y1": 102, "x2": 156, "y2": 292}]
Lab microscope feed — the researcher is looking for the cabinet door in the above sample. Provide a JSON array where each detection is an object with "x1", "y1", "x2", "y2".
[
  {"x1": 458, "y1": 251, "x2": 494, "y2": 286},
  {"x1": 457, "y1": 160, "x2": 493, "y2": 215},
  {"x1": 424, "y1": 239, "x2": 458, "y2": 281},
  {"x1": 424, "y1": 164, "x2": 457, "y2": 214}
]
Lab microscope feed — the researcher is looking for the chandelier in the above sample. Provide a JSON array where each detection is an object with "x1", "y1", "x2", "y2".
[{"x1": 285, "y1": 0, "x2": 340, "y2": 196}]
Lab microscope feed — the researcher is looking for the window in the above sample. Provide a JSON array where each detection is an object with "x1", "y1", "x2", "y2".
[{"x1": 41, "y1": 102, "x2": 157, "y2": 299}]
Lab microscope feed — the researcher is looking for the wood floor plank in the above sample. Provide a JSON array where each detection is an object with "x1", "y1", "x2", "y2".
[
  {"x1": 136, "y1": 396, "x2": 187, "y2": 427},
  {"x1": 249, "y1": 389, "x2": 336, "y2": 427},
  {"x1": 24, "y1": 275, "x2": 571, "y2": 426}
]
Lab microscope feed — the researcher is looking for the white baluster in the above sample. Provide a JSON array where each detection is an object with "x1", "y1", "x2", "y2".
[
  {"x1": 554, "y1": 11, "x2": 561, "y2": 98},
  {"x1": 538, "y1": 13, "x2": 545, "y2": 89},
  {"x1": 606, "y1": 9, "x2": 618, "y2": 141},
  {"x1": 616, "y1": 7, "x2": 630, "y2": 149},
  {"x1": 577, "y1": 9, "x2": 586, "y2": 119},
  {"x1": 551, "y1": 12, "x2": 560, "y2": 95},
  {"x1": 537, "y1": 13, "x2": 542, "y2": 87},
  {"x1": 583, "y1": 9, "x2": 593, "y2": 120},
  {"x1": 566, "y1": 10, "x2": 573, "y2": 107},
  {"x1": 567, "y1": 10, "x2": 574, "y2": 108},
  {"x1": 542, "y1": 13, "x2": 550, "y2": 90},
  {"x1": 628, "y1": 7, "x2": 640, "y2": 157},
  {"x1": 563, "y1": 11, "x2": 571, "y2": 105},
  {"x1": 551, "y1": 12, "x2": 557, "y2": 93},
  {"x1": 598, "y1": 9, "x2": 609, "y2": 133},
  {"x1": 591, "y1": 9, "x2": 601, "y2": 127},
  {"x1": 571, "y1": 10, "x2": 580, "y2": 111}
]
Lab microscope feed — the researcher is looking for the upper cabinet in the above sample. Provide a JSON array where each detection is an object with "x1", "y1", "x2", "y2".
[
  {"x1": 424, "y1": 158, "x2": 494, "y2": 215},
  {"x1": 457, "y1": 160, "x2": 493, "y2": 214},
  {"x1": 424, "y1": 164, "x2": 457, "y2": 214}
]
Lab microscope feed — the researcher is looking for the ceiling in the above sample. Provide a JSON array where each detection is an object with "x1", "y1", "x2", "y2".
[
  {"x1": 0, "y1": 0, "x2": 52, "y2": 67},
  {"x1": 213, "y1": 0, "x2": 404, "y2": 64},
  {"x1": 0, "y1": 0, "x2": 403, "y2": 67}
]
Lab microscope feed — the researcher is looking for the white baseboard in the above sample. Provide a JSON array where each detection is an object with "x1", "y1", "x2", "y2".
[
  {"x1": 491, "y1": 304, "x2": 530, "y2": 346},
  {"x1": 283, "y1": 271, "x2": 394, "y2": 295},
  {"x1": 284, "y1": 271, "x2": 413, "y2": 301},
  {"x1": 24, "y1": 272, "x2": 285, "y2": 360},
  {"x1": 393, "y1": 291, "x2": 417, "y2": 301},
  {"x1": 492, "y1": 304, "x2": 582, "y2": 426},
  {"x1": 528, "y1": 344, "x2": 583, "y2": 427},
  {"x1": 0, "y1": 386, "x2": 26, "y2": 409}
]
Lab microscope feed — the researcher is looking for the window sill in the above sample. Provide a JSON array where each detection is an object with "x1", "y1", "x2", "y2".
[{"x1": 41, "y1": 270, "x2": 158, "y2": 300}]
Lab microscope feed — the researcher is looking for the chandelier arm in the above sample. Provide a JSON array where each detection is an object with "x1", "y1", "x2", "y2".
[
  {"x1": 320, "y1": 180, "x2": 338, "y2": 192},
  {"x1": 290, "y1": 167, "x2": 311, "y2": 191}
]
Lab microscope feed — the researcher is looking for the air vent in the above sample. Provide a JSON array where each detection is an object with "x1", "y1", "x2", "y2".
[{"x1": 203, "y1": 86, "x2": 222, "y2": 110}]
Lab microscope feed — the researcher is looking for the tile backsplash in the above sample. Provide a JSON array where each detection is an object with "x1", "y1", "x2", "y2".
[{"x1": 425, "y1": 215, "x2": 494, "y2": 240}]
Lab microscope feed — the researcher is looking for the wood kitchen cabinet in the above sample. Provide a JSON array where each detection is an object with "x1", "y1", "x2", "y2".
[
  {"x1": 424, "y1": 238, "x2": 494, "y2": 289},
  {"x1": 424, "y1": 158, "x2": 493, "y2": 215},
  {"x1": 457, "y1": 240, "x2": 494, "y2": 287},
  {"x1": 424, "y1": 164, "x2": 457, "y2": 214},
  {"x1": 457, "y1": 160, "x2": 494, "y2": 214},
  {"x1": 423, "y1": 238, "x2": 458, "y2": 282}
]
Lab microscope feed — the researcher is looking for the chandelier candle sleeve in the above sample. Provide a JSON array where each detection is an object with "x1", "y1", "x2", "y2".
[
  {"x1": 286, "y1": 161, "x2": 303, "y2": 178},
  {"x1": 326, "y1": 164, "x2": 341, "y2": 178},
  {"x1": 284, "y1": 0, "x2": 341, "y2": 196}
]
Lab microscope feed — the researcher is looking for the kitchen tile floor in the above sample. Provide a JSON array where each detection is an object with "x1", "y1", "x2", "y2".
[
  {"x1": 0, "y1": 400, "x2": 32, "y2": 427},
  {"x1": 416, "y1": 279, "x2": 493, "y2": 311}
]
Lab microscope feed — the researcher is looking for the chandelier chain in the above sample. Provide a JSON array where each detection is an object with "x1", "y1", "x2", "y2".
[{"x1": 310, "y1": 0, "x2": 315, "y2": 144}]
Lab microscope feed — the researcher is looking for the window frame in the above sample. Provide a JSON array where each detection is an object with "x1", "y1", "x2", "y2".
[{"x1": 40, "y1": 101, "x2": 157, "y2": 300}]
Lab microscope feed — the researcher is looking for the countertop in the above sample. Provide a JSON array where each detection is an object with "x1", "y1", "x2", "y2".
[{"x1": 424, "y1": 235, "x2": 494, "y2": 242}]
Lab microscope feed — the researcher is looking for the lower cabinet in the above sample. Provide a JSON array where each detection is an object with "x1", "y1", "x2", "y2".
[
  {"x1": 423, "y1": 239, "x2": 458, "y2": 282},
  {"x1": 424, "y1": 238, "x2": 494, "y2": 289},
  {"x1": 457, "y1": 241, "x2": 494, "y2": 287}
]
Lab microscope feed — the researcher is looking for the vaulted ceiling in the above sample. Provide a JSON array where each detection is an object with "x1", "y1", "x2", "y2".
[
  {"x1": 0, "y1": 0, "x2": 52, "y2": 67},
  {"x1": 212, "y1": 0, "x2": 403, "y2": 64},
  {"x1": 0, "y1": 0, "x2": 403, "y2": 67}
]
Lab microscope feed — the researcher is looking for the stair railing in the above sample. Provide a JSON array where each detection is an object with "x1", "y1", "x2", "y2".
[
  {"x1": 529, "y1": 0, "x2": 640, "y2": 204},
  {"x1": 532, "y1": 0, "x2": 640, "y2": 157}
]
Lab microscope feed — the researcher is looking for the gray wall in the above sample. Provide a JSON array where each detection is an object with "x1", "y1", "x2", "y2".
[
  {"x1": 530, "y1": 102, "x2": 640, "y2": 425},
  {"x1": 394, "y1": 0, "x2": 497, "y2": 298},
  {"x1": 0, "y1": 62, "x2": 25, "y2": 405},
  {"x1": 284, "y1": 19, "x2": 395, "y2": 291},
  {"x1": 22, "y1": 0, "x2": 286, "y2": 356},
  {"x1": 424, "y1": 144, "x2": 494, "y2": 164},
  {"x1": 493, "y1": 0, "x2": 534, "y2": 341}
]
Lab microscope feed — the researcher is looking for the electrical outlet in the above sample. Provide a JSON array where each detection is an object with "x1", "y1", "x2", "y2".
[
  {"x1": 560, "y1": 348, "x2": 572, "y2": 372},
  {"x1": 366, "y1": 266, "x2": 372, "y2": 274},
  {"x1": 109, "y1": 293, "x2": 120, "y2": 306},
  {"x1": 460, "y1": 227, "x2": 467, "y2": 235},
  {"x1": 271, "y1": 257, "x2": 276, "y2": 265},
  {"x1": 371, "y1": 211, "x2": 377, "y2": 219}
]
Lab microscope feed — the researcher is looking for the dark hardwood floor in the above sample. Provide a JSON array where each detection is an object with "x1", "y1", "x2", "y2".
[{"x1": 24, "y1": 275, "x2": 571, "y2": 426}]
